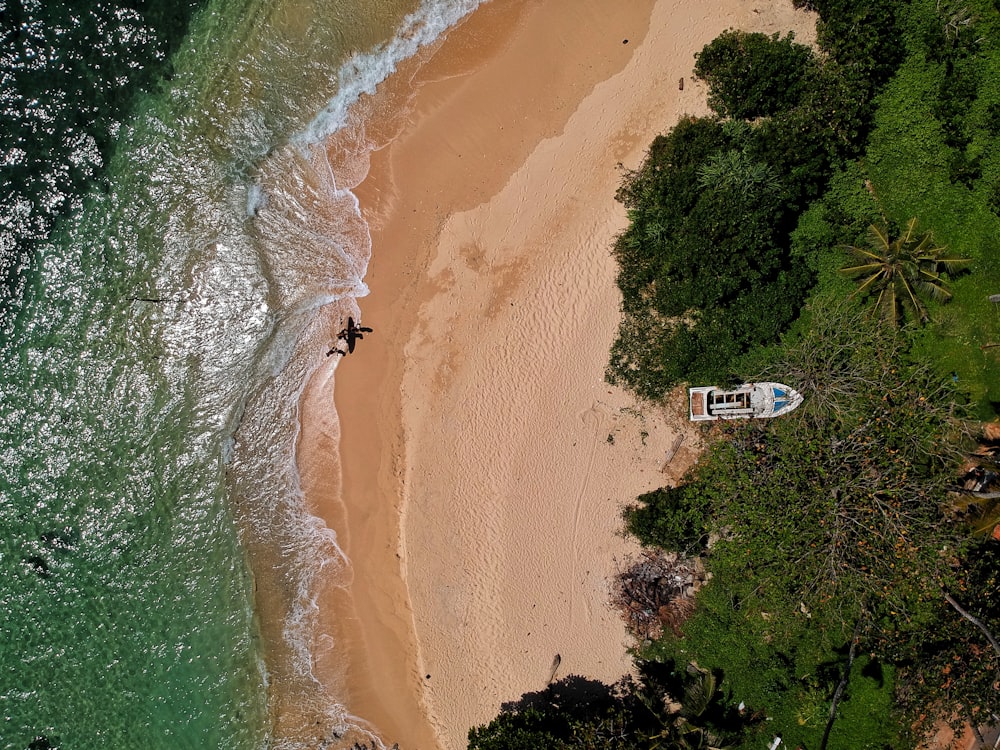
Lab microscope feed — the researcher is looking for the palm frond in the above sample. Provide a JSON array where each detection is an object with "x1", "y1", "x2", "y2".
[
  {"x1": 841, "y1": 219, "x2": 969, "y2": 326},
  {"x1": 912, "y1": 231, "x2": 938, "y2": 257},
  {"x1": 849, "y1": 271, "x2": 885, "y2": 298},
  {"x1": 874, "y1": 286, "x2": 896, "y2": 324},
  {"x1": 914, "y1": 279, "x2": 953, "y2": 303},
  {"x1": 840, "y1": 262, "x2": 885, "y2": 277},
  {"x1": 898, "y1": 275, "x2": 928, "y2": 322},
  {"x1": 947, "y1": 495, "x2": 1000, "y2": 536},
  {"x1": 681, "y1": 668, "x2": 716, "y2": 719},
  {"x1": 843, "y1": 243, "x2": 887, "y2": 262},
  {"x1": 915, "y1": 266, "x2": 945, "y2": 283},
  {"x1": 937, "y1": 255, "x2": 973, "y2": 273},
  {"x1": 970, "y1": 503, "x2": 1000, "y2": 536},
  {"x1": 867, "y1": 223, "x2": 891, "y2": 252}
]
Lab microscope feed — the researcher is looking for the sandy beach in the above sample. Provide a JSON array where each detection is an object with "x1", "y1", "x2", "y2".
[{"x1": 296, "y1": 0, "x2": 817, "y2": 748}]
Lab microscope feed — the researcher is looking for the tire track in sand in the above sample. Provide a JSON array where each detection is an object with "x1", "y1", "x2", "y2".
[{"x1": 570, "y1": 402, "x2": 608, "y2": 627}]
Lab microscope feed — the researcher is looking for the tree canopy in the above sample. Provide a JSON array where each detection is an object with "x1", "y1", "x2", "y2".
[
  {"x1": 626, "y1": 305, "x2": 1000, "y2": 745},
  {"x1": 693, "y1": 31, "x2": 814, "y2": 119},
  {"x1": 467, "y1": 667, "x2": 747, "y2": 750},
  {"x1": 840, "y1": 218, "x2": 971, "y2": 326},
  {"x1": 607, "y1": 26, "x2": 882, "y2": 399}
]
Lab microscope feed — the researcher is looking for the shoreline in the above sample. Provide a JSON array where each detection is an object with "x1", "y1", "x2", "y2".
[{"x1": 297, "y1": 1, "x2": 817, "y2": 748}]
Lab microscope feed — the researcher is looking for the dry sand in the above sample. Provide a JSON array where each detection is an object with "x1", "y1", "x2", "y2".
[{"x1": 297, "y1": 0, "x2": 816, "y2": 748}]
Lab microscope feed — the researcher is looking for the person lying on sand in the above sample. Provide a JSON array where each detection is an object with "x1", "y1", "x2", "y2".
[{"x1": 327, "y1": 316, "x2": 372, "y2": 356}]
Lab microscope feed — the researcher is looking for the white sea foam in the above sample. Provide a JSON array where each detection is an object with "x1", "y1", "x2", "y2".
[
  {"x1": 246, "y1": 183, "x2": 267, "y2": 217},
  {"x1": 222, "y1": 1, "x2": 493, "y2": 745},
  {"x1": 295, "y1": 0, "x2": 488, "y2": 148}
]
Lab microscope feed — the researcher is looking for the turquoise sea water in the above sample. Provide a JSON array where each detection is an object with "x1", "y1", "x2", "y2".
[{"x1": 0, "y1": 0, "x2": 481, "y2": 747}]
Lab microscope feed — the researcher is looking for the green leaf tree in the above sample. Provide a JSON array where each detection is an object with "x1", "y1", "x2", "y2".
[
  {"x1": 693, "y1": 30, "x2": 814, "y2": 119},
  {"x1": 627, "y1": 304, "x2": 995, "y2": 743},
  {"x1": 467, "y1": 667, "x2": 747, "y2": 750},
  {"x1": 697, "y1": 150, "x2": 781, "y2": 198},
  {"x1": 651, "y1": 663, "x2": 734, "y2": 750},
  {"x1": 840, "y1": 218, "x2": 970, "y2": 325}
]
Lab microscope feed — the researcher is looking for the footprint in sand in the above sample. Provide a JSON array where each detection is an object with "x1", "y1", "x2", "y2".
[{"x1": 578, "y1": 402, "x2": 611, "y2": 431}]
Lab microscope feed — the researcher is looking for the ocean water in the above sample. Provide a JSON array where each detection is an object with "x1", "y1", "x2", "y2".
[{"x1": 0, "y1": 0, "x2": 482, "y2": 747}]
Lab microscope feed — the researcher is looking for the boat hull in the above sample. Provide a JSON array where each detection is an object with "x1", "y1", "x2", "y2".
[{"x1": 689, "y1": 382, "x2": 803, "y2": 421}]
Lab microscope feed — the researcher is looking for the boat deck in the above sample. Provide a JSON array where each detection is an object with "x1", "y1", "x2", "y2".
[
  {"x1": 690, "y1": 390, "x2": 706, "y2": 417},
  {"x1": 688, "y1": 382, "x2": 803, "y2": 421}
]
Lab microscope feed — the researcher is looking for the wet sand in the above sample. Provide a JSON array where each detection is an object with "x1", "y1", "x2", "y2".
[{"x1": 297, "y1": 1, "x2": 816, "y2": 747}]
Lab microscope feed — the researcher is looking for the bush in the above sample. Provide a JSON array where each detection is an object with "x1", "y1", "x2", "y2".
[
  {"x1": 468, "y1": 667, "x2": 749, "y2": 750},
  {"x1": 608, "y1": 164, "x2": 812, "y2": 396},
  {"x1": 610, "y1": 27, "x2": 878, "y2": 398},
  {"x1": 624, "y1": 483, "x2": 715, "y2": 554},
  {"x1": 799, "y1": 0, "x2": 903, "y2": 89},
  {"x1": 613, "y1": 117, "x2": 728, "y2": 309},
  {"x1": 694, "y1": 31, "x2": 815, "y2": 119}
]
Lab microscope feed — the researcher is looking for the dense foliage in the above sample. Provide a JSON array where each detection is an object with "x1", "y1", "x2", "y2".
[
  {"x1": 694, "y1": 31, "x2": 814, "y2": 119},
  {"x1": 607, "y1": 114, "x2": 810, "y2": 399},
  {"x1": 607, "y1": 18, "x2": 895, "y2": 399},
  {"x1": 840, "y1": 219, "x2": 971, "y2": 325},
  {"x1": 794, "y1": 0, "x2": 904, "y2": 92},
  {"x1": 468, "y1": 666, "x2": 747, "y2": 750},
  {"x1": 615, "y1": 0, "x2": 1000, "y2": 734},
  {"x1": 629, "y1": 308, "x2": 999, "y2": 745}
]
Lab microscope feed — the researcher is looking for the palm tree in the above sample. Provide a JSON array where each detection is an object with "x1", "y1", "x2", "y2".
[
  {"x1": 947, "y1": 491, "x2": 1000, "y2": 537},
  {"x1": 640, "y1": 663, "x2": 735, "y2": 750},
  {"x1": 840, "y1": 218, "x2": 970, "y2": 325}
]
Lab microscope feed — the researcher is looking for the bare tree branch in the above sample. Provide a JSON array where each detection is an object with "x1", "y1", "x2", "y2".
[
  {"x1": 943, "y1": 590, "x2": 1000, "y2": 662},
  {"x1": 820, "y1": 618, "x2": 864, "y2": 750}
]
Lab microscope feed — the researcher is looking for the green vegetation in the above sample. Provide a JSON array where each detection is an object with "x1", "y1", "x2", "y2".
[
  {"x1": 468, "y1": 667, "x2": 747, "y2": 750},
  {"x1": 607, "y1": 23, "x2": 876, "y2": 400},
  {"x1": 840, "y1": 219, "x2": 971, "y2": 325},
  {"x1": 472, "y1": 0, "x2": 1000, "y2": 747},
  {"x1": 627, "y1": 305, "x2": 988, "y2": 748},
  {"x1": 693, "y1": 31, "x2": 815, "y2": 119}
]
